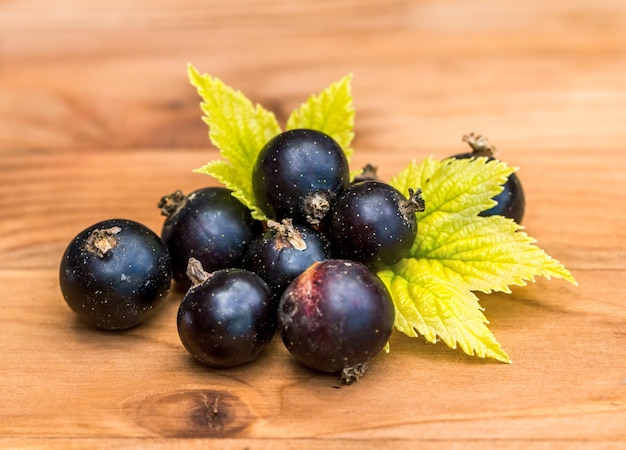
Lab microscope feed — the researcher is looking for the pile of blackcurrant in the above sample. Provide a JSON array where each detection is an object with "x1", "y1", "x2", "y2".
[{"x1": 59, "y1": 128, "x2": 523, "y2": 384}]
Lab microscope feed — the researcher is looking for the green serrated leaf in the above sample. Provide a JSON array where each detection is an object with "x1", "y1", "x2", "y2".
[
  {"x1": 391, "y1": 157, "x2": 576, "y2": 292},
  {"x1": 286, "y1": 74, "x2": 355, "y2": 160},
  {"x1": 415, "y1": 214, "x2": 576, "y2": 293},
  {"x1": 194, "y1": 160, "x2": 265, "y2": 220},
  {"x1": 378, "y1": 259, "x2": 511, "y2": 363},
  {"x1": 188, "y1": 64, "x2": 281, "y2": 219},
  {"x1": 391, "y1": 156, "x2": 514, "y2": 219},
  {"x1": 382, "y1": 156, "x2": 576, "y2": 361}
]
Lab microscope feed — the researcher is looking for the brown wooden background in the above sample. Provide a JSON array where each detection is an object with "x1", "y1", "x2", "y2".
[{"x1": 1, "y1": 1, "x2": 625, "y2": 448}]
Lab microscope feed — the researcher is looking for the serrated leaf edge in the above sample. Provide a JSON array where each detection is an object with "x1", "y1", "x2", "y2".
[{"x1": 378, "y1": 263, "x2": 511, "y2": 363}]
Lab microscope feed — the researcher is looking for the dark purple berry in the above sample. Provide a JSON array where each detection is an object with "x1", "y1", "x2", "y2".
[
  {"x1": 243, "y1": 219, "x2": 331, "y2": 299},
  {"x1": 59, "y1": 219, "x2": 172, "y2": 330},
  {"x1": 450, "y1": 133, "x2": 525, "y2": 224},
  {"x1": 278, "y1": 259, "x2": 395, "y2": 384},
  {"x1": 328, "y1": 180, "x2": 425, "y2": 269},
  {"x1": 177, "y1": 259, "x2": 276, "y2": 369},
  {"x1": 252, "y1": 128, "x2": 350, "y2": 226},
  {"x1": 158, "y1": 187, "x2": 261, "y2": 290}
]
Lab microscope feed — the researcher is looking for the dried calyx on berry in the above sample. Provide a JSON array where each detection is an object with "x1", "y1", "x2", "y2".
[
  {"x1": 244, "y1": 218, "x2": 331, "y2": 300},
  {"x1": 352, "y1": 163, "x2": 380, "y2": 184},
  {"x1": 461, "y1": 132, "x2": 498, "y2": 158}
]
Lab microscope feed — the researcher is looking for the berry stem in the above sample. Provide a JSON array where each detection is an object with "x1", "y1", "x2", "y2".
[
  {"x1": 339, "y1": 363, "x2": 368, "y2": 385},
  {"x1": 186, "y1": 257, "x2": 212, "y2": 287},
  {"x1": 267, "y1": 219, "x2": 307, "y2": 251},
  {"x1": 303, "y1": 191, "x2": 331, "y2": 226},
  {"x1": 85, "y1": 226, "x2": 121, "y2": 258},
  {"x1": 400, "y1": 188, "x2": 426, "y2": 220},
  {"x1": 354, "y1": 163, "x2": 379, "y2": 182},
  {"x1": 158, "y1": 189, "x2": 187, "y2": 217},
  {"x1": 462, "y1": 132, "x2": 498, "y2": 158}
]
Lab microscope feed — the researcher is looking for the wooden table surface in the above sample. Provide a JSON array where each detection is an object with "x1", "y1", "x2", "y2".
[{"x1": 1, "y1": 1, "x2": 625, "y2": 448}]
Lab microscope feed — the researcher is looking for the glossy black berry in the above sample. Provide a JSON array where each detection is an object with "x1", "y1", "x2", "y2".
[
  {"x1": 278, "y1": 259, "x2": 395, "y2": 384},
  {"x1": 450, "y1": 133, "x2": 525, "y2": 224},
  {"x1": 328, "y1": 180, "x2": 425, "y2": 269},
  {"x1": 59, "y1": 219, "x2": 172, "y2": 330},
  {"x1": 243, "y1": 219, "x2": 331, "y2": 300},
  {"x1": 158, "y1": 187, "x2": 261, "y2": 290},
  {"x1": 252, "y1": 128, "x2": 350, "y2": 226},
  {"x1": 177, "y1": 259, "x2": 276, "y2": 369}
]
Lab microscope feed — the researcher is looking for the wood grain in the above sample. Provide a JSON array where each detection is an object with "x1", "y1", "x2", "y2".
[{"x1": 1, "y1": 1, "x2": 625, "y2": 448}]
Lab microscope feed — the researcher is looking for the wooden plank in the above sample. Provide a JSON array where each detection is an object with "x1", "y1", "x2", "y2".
[
  {"x1": 1, "y1": 0, "x2": 625, "y2": 446},
  {"x1": 0, "y1": 147, "x2": 624, "y2": 444},
  {"x1": 1, "y1": 268, "x2": 624, "y2": 441},
  {"x1": 1, "y1": 2, "x2": 626, "y2": 152},
  {"x1": 0, "y1": 147, "x2": 623, "y2": 271}
]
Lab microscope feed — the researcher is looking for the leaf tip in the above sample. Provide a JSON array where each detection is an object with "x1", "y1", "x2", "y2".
[
  {"x1": 500, "y1": 354, "x2": 513, "y2": 364},
  {"x1": 187, "y1": 62, "x2": 202, "y2": 86},
  {"x1": 192, "y1": 165, "x2": 208, "y2": 175},
  {"x1": 563, "y1": 271, "x2": 578, "y2": 286}
]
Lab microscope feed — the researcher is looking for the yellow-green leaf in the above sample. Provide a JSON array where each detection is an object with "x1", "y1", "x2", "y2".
[
  {"x1": 415, "y1": 214, "x2": 576, "y2": 293},
  {"x1": 188, "y1": 64, "x2": 281, "y2": 219},
  {"x1": 382, "y1": 156, "x2": 576, "y2": 361},
  {"x1": 391, "y1": 156, "x2": 514, "y2": 220},
  {"x1": 286, "y1": 74, "x2": 355, "y2": 160},
  {"x1": 378, "y1": 259, "x2": 511, "y2": 363}
]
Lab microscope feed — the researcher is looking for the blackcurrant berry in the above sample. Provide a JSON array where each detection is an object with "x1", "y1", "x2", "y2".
[
  {"x1": 450, "y1": 133, "x2": 525, "y2": 224},
  {"x1": 59, "y1": 219, "x2": 172, "y2": 330},
  {"x1": 243, "y1": 218, "x2": 331, "y2": 299},
  {"x1": 158, "y1": 187, "x2": 261, "y2": 290},
  {"x1": 252, "y1": 128, "x2": 350, "y2": 226},
  {"x1": 328, "y1": 180, "x2": 425, "y2": 269},
  {"x1": 278, "y1": 259, "x2": 395, "y2": 384},
  {"x1": 177, "y1": 259, "x2": 276, "y2": 369}
]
